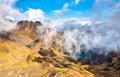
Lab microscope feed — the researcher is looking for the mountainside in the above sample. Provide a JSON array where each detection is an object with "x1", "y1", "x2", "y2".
[
  {"x1": 88, "y1": 52, "x2": 120, "y2": 77},
  {"x1": 0, "y1": 21, "x2": 93, "y2": 77}
]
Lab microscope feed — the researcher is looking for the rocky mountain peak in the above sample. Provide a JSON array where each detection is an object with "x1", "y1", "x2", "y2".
[{"x1": 17, "y1": 21, "x2": 43, "y2": 33}]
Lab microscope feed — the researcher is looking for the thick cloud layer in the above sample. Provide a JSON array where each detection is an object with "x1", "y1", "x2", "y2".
[
  {"x1": 61, "y1": 10, "x2": 120, "y2": 58},
  {"x1": 63, "y1": 22, "x2": 120, "y2": 58}
]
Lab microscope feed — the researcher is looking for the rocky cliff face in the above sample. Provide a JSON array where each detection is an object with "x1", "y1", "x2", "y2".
[{"x1": 0, "y1": 21, "x2": 93, "y2": 77}]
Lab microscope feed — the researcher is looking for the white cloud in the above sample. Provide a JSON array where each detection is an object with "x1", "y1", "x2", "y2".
[
  {"x1": 64, "y1": 18, "x2": 92, "y2": 25},
  {"x1": 94, "y1": 0, "x2": 112, "y2": 5},
  {"x1": 0, "y1": 0, "x2": 20, "y2": 19},
  {"x1": 0, "y1": 0, "x2": 20, "y2": 32},
  {"x1": 18, "y1": 8, "x2": 45, "y2": 21},
  {"x1": 44, "y1": 17, "x2": 92, "y2": 31},
  {"x1": 26, "y1": 9, "x2": 44, "y2": 20},
  {"x1": 0, "y1": 0, "x2": 45, "y2": 22},
  {"x1": 62, "y1": 17, "x2": 120, "y2": 58},
  {"x1": 26, "y1": 8, "x2": 44, "y2": 21},
  {"x1": 0, "y1": 0, "x2": 45, "y2": 32},
  {"x1": 75, "y1": 0, "x2": 80, "y2": 5},
  {"x1": 54, "y1": 3, "x2": 69, "y2": 18}
]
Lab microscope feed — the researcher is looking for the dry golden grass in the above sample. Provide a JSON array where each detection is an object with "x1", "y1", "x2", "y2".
[{"x1": 0, "y1": 22, "x2": 94, "y2": 77}]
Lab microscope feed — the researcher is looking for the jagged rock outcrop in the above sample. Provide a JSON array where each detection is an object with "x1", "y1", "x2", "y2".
[{"x1": 0, "y1": 21, "x2": 94, "y2": 77}]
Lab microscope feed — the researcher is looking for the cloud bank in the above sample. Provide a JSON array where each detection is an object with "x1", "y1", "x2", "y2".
[{"x1": 61, "y1": 4, "x2": 120, "y2": 58}]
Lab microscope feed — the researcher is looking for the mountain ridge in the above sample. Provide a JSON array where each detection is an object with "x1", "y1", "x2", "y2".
[{"x1": 0, "y1": 20, "x2": 94, "y2": 77}]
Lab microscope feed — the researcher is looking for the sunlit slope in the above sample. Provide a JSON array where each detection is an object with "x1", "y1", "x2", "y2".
[{"x1": 0, "y1": 21, "x2": 94, "y2": 77}]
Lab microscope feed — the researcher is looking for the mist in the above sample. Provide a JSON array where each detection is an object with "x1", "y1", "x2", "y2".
[
  {"x1": 58, "y1": 11, "x2": 120, "y2": 59},
  {"x1": 63, "y1": 22, "x2": 120, "y2": 58},
  {"x1": 0, "y1": 0, "x2": 17, "y2": 32}
]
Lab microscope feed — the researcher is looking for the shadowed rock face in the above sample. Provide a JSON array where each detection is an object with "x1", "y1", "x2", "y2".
[
  {"x1": 16, "y1": 21, "x2": 43, "y2": 39},
  {"x1": 17, "y1": 21, "x2": 42, "y2": 33},
  {"x1": 0, "y1": 31, "x2": 12, "y2": 40},
  {"x1": 88, "y1": 52, "x2": 120, "y2": 77}
]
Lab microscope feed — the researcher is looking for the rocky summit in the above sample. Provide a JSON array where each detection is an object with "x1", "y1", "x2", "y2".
[{"x1": 0, "y1": 21, "x2": 93, "y2": 77}]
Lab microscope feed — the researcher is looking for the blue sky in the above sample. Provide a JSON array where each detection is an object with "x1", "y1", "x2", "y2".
[
  {"x1": 14, "y1": 0, "x2": 96, "y2": 18},
  {"x1": 15, "y1": 0, "x2": 95, "y2": 12},
  {"x1": 14, "y1": 0, "x2": 120, "y2": 20},
  {"x1": 0, "y1": 0, "x2": 119, "y2": 22}
]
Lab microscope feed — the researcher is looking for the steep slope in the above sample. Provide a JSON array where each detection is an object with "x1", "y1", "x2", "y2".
[
  {"x1": 88, "y1": 52, "x2": 120, "y2": 77},
  {"x1": 0, "y1": 21, "x2": 94, "y2": 77}
]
